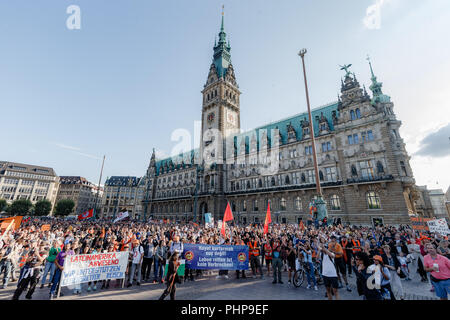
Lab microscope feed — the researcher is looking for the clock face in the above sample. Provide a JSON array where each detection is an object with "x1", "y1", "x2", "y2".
[
  {"x1": 207, "y1": 112, "x2": 215, "y2": 123},
  {"x1": 227, "y1": 110, "x2": 236, "y2": 126}
]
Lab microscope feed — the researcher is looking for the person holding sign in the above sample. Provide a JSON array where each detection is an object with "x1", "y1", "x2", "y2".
[{"x1": 158, "y1": 252, "x2": 181, "y2": 300}]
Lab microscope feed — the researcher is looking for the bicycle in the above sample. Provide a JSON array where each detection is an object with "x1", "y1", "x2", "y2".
[{"x1": 292, "y1": 259, "x2": 322, "y2": 288}]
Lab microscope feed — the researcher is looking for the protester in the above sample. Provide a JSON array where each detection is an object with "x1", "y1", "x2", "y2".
[
  {"x1": 423, "y1": 243, "x2": 450, "y2": 300},
  {"x1": 40, "y1": 240, "x2": 60, "y2": 289},
  {"x1": 158, "y1": 252, "x2": 181, "y2": 300}
]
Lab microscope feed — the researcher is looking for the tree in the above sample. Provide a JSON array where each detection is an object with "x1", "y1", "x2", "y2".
[
  {"x1": 54, "y1": 199, "x2": 75, "y2": 217},
  {"x1": 9, "y1": 199, "x2": 33, "y2": 216},
  {"x1": 34, "y1": 199, "x2": 52, "y2": 216},
  {"x1": 0, "y1": 199, "x2": 7, "y2": 213}
]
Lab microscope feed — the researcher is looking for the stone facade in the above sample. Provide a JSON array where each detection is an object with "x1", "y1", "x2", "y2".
[
  {"x1": 0, "y1": 161, "x2": 60, "y2": 211},
  {"x1": 56, "y1": 176, "x2": 103, "y2": 216},
  {"x1": 101, "y1": 176, "x2": 145, "y2": 220},
  {"x1": 141, "y1": 16, "x2": 418, "y2": 226}
]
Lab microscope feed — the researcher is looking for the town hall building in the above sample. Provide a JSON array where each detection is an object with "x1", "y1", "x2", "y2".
[{"x1": 138, "y1": 14, "x2": 418, "y2": 226}]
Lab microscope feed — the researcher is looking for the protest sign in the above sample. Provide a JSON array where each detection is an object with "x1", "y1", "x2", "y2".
[
  {"x1": 0, "y1": 216, "x2": 23, "y2": 231},
  {"x1": 60, "y1": 251, "x2": 128, "y2": 287},
  {"x1": 409, "y1": 217, "x2": 432, "y2": 231},
  {"x1": 204, "y1": 213, "x2": 214, "y2": 228},
  {"x1": 183, "y1": 244, "x2": 249, "y2": 270},
  {"x1": 427, "y1": 218, "x2": 450, "y2": 235},
  {"x1": 41, "y1": 224, "x2": 51, "y2": 231}
]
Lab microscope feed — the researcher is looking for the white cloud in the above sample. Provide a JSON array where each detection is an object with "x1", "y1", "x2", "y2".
[{"x1": 363, "y1": 0, "x2": 391, "y2": 30}]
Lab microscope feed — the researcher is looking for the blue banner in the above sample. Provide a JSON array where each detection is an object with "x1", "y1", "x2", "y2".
[{"x1": 182, "y1": 244, "x2": 249, "y2": 270}]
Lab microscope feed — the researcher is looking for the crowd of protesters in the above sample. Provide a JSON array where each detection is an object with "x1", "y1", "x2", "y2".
[{"x1": 0, "y1": 216, "x2": 449, "y2": 300}]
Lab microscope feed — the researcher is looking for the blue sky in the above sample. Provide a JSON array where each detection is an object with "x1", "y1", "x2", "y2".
[{"x1": 1, "y1": 0, "x2": 449, "y2": 191}]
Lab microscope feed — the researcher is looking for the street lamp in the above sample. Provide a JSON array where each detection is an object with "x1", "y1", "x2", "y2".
[{"x1": 298, "y1": 49, "x2": 328, "y2": 224}]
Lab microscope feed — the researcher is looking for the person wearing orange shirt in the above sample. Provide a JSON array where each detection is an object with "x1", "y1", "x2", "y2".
[{"x1": 329, "y1": 236, "x2": 351, "y2": 292}]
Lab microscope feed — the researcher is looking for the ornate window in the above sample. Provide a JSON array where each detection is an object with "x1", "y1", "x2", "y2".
[
  {"x1": 242, "y1": 200, "x2": 247, "y2": 212},
  {"x1": 350, "y1": 110, "x2": 356, "y2": 120},
  {"x1": 271, "y1": 177, "x2": 276, "y2": 187},
  {"x1": 280, "y1": 198, "x2": 287, "y2": 211},
  {"x1": 301, "y1": 173, "x2": 306, "y2": 183},
  {"x1": 285, "y1": 175, "x2": 290, "y2": 185},
  {"x1": 330, "y1": 195, "x2": 341, "y2": 210},
  {"x1": 367, "y1": 191, "x2": 381, "y2": 209},
  {"x1": 359, "y1": 160, "x2": 375, "y2": 180},
  {"x1": 319, "y1": 170, "x2": 324, "y2": 181},
  {"x1": 294, "y1": 197, "x2": 302, "y2": 211}
]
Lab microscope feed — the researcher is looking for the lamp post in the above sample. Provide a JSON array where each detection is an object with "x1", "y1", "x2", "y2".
[{"x1": 298, "y1": 49, "x2": 328, "y2": 224}]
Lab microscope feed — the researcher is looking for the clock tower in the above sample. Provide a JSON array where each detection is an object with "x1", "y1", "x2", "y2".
[{"x1": 200, "y1": 10, "x2": 241, "y2": 166}]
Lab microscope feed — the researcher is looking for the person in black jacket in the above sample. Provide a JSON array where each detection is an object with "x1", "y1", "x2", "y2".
[
  {"x1": 158, "y1": 252, "x2": 181, "y2": 300},
  {"x1": 351, "y1": 251, "x2": 382, "y2": 300}
]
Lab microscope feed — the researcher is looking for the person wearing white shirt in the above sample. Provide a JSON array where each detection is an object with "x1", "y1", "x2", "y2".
[
  {"x1": 170, "y1": 236, "x2": 184, "y2": 255},
  {"x1": 127, "y1": 240, "x2": 144, "y2": 287},
  {"x1": 318, "y1": 239, "x2": 340, "y2": 300}
]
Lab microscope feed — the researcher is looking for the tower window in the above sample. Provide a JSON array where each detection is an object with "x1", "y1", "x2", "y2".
[{"x1": 356, "y1": 108, "x2": 361, "y2": 119}]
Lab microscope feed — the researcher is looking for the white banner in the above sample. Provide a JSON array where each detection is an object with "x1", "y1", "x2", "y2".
[
  {"x1": 427, "y1": 218, "x2": 450, "y2": 235},
  {"x1": 113, "y1": 211, "x2": 129, "y2": 223},
  {"x1": 60, "y1": 251, "x2": 128, "y2": 287}
]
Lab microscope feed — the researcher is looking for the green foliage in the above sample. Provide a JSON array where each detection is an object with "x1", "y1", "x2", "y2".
[
  {"x1": 54, "y1": 199, "x2": 75, "y2": 217},
  {"x1": 0, "y1": 199, "x2": 7, "y2": 212},
  {"x1": 34, "y1": 199, "x2": 52, "y2": 216},
  {"x1": 9, "y1": 199, "x2": 33, "y2": 216}
]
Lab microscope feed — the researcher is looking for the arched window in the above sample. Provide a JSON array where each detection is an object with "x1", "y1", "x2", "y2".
[
  {"x1": 247, "y1": 180, "x2": 251, "y2": 189},
  {"x1": 301, "y1": 173, "x2": 306, "y2": 183},
  {"x1": 330, "y1": 195, "x2": 341, "y2": 210},
  {"x1": 271, "y1": 177, "x2": 276, "y2": 186},
  {"x1": 280, "y1": 198, "x2": 287, "y2": 211},
  {"x1": 350, "y1": 110, "x2": 356, "y2": 120},
  {"x1": 294, "y1": 197, "x2": 302, "y2": 211},
  {"x1": 351, "y1": 165, "x2": 358, "y2": 177},
  {"x1": 285, "y1": 175, "x2": 290, "y2": 185},
  {"x1": 231, "y1": 201, "x2": 236, "y2": 212},
  {"x1": 319, "y1": 170, "x2": 324, "y2": 181},
  {"x1": 367, "y1": 191, "x2": 381, "y2": 209},
  {"x1": 356, "y1": 108, "x2": 361, "y2": 119},
  {"x1": 242, "y1": 200, "x2": 247, "y2": 212},
  {"x1": 258, "y1": 179, "x2": 263, "y2": 188}
]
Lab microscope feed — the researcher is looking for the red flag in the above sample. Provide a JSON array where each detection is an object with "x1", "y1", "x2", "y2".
[
  {"x1": 223, "y1": 202, "x2": 233, "y2": 222},
  {"x1": 264, "y1": 202, "x2": 272, "y2": 234},
  {"x1": 78, "y1": 209, "x2": 94, "y2": 221}
]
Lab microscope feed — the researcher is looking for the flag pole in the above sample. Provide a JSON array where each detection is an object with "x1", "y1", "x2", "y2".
[{"x1": 94, "y1": 155, "x2": 106, "y2": 220}]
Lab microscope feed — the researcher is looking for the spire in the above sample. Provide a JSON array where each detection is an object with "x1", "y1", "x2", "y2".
[
  {"x1": 221, "y1": 5, "x2": 225, "y2": 32},
  {"x1": 213, "y1": 6, "x2": 232, "y2": 78},
  {"x1": 367, "y1": 55, "x2": 391, "y2": 105}
]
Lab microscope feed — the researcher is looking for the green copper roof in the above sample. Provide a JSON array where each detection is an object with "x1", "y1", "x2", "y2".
[
  {"x1": 155, "y1": 149, "x2": 199, "y2": 176},
  {"x1": 213, "y1": 13, "x2": 231, "y2": 78},
  {"x1": 233, "y1": 102, "x2": 339, "y2": 155}
]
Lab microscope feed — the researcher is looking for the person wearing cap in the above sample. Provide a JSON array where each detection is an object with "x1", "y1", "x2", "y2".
[
  {"x1": 127, "y1": 239, "x2": 144, "y2": 287},
  {"x1": 351, "y1": 251, "x2": 382, "y2": 300},
  {"x1": 373, "y1": 254, "x2": 394, "y2": 300}
]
